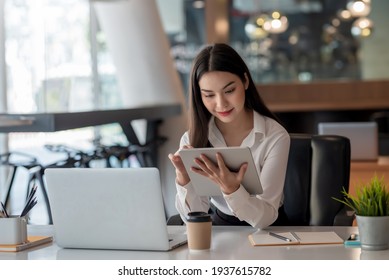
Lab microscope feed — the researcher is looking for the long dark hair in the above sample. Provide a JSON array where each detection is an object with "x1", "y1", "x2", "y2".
[{"x1": 188, "y1": 43, "x2": 279, "y2": 148}]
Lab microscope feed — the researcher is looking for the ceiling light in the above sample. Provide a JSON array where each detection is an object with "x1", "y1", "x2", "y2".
[
  {"x1": 245, "y1": 14, "x2": 269, "y2": 40},
  {"x1": 347, "y1": 0, "x2": 371, "y2": 17},
  {"x1": 263, "y1": 11, "x2": 289, "y2": 34},
  {"x1": 192, "y1": 0, "x2": 205, "y2": 9},
  {"x1": 351, "y1": 17, "x2": 374, "y2": 38}
]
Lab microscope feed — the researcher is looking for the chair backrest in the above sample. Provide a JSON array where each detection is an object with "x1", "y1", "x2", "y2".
[
  {"x1": 371, "y1": 111, "x2": 389, "y2": 133},
  {"x1": 370, "y1": 111, "x2": 389, "y2": 155},
  {"x1": 280, "y1": 134, "x2": 351, "y2": 226}
]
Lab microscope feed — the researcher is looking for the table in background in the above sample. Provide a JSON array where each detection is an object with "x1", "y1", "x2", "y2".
[
  {"x1": 1, "y1": 225, "x2": 389, "y2": 260},
  {"x1": 0, "y1": 104, "x2": 182, "y2": 167},
  {"x1": 350, "y1": 156, "x2": 389, "y2": 195}
]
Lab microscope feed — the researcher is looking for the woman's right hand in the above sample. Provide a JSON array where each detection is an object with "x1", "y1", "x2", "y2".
[{"x1": 168, "y1": 145, "x2": 193, "y2": 186}]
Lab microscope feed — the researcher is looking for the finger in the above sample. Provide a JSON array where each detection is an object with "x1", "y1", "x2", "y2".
[
  {"x1": 181, "y1": 145, "x2": 193, "y2": 150},
  {"x1": 191, "y1": 166, "x2": 216, "y2": 183},
  {"x1": 169, "y1": 153, "x2": 186, "y2": 171},
  {"x1": 168, "y1": 155, "x2": 180, "y2": 170},
  {"x1": 215, "y1": 152, "x2": 228, "y2": 170},
  {"x1": 168, "y1": 153, "x2": 178, "y2": 164},
  {"x1": 199, "y1": 154, "x2": 218, "y2": 170},
  {"x1": 191, "y1": 166, "x2": 208, "y2": 177},
  {"x1": 237, "y1": 163, "x2": 248, "y2": 181},
  {"x1": 194, "y1": 157, "x2": 209, "y2": 172},
  {"x1": 175, "y1": 145, "x2": 193, "y2": 156}
]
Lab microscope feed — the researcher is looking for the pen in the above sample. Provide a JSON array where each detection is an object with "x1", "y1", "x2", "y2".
[
  {"x1": 291, "y1": 231, "x2": 301, "y2": 241},
  {"x1": 269, "y1": 232, "x2": 292, "y2": 242},
  {"x1": 21, "y1": 198, "x2": 37, "y2": 217},
  {"x1": 20, "y1": 185, "x2": 38, "y2": 217},
  {"x1": 0, "y1": 202, "x2": 9, "y2": 218}
]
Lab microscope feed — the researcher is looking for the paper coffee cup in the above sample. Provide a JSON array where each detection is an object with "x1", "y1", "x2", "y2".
[{"x1": 186, "y1": 211, "x2": 212, "y2": 251}]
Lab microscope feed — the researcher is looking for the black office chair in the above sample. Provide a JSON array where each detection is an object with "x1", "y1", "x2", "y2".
[
  {"x1": 370, "y1": 111, "x2": 389, "y2": 155},
  {"x1": 167, "y1": 134, "x2": 354, "y2": 226},
  {"x1": 277, "y1": 134, "x2": 353, "y2": 226}
]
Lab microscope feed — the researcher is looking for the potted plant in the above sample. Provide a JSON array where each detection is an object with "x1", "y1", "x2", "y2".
[{"x1": 333, "y1": 175, "x2": 389, "y2": 251}]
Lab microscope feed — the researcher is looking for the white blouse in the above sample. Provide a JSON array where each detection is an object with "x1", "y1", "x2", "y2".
[{"x1": 175, "y1": 111, "x2": 290, "y2": 229}]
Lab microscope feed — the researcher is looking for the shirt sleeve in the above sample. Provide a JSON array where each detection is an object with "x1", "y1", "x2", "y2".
[
  {"x1": 174, "y1": 133, "x2": 210, "y2": 221},
  {"x1": 175, "y1": 181, "x2": 210, "y2": 219},
  {"x1": 223, "y1": 132, "x2": 291, "y2": 229}
]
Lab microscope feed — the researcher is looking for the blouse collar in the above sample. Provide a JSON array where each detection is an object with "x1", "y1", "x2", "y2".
[{"x1": 208, "y1": 111, "x2": 266, "y2": 148}]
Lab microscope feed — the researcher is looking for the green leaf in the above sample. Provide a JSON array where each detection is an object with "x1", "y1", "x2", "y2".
[{"x1": 332, "y1": 175, "x2": 388, "y2": 216}]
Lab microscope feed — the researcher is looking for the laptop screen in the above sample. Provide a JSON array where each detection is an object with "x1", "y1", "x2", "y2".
[{"x1": 318, "y1": 122, "x2": 378, "y2": 161}]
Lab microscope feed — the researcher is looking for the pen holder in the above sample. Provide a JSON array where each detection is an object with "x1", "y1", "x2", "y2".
[{"x1": 0, "y1": 216, "x2": 28, "y2": 245}]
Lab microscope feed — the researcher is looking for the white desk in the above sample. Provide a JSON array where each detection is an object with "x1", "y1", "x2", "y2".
[{"x1": 1, "y1": 225, "x2": 389, "y2": 260}]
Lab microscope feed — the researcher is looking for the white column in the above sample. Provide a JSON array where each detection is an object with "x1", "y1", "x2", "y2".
[
  {"x1": 0, "y1": 0, "x2": 8, "y2": 198},
  {"x1": 0, "y1": 0, "x2": 5, "y2": 112},
  {"x1": 93, "y1": 0, "x2": 187, "y2": 217},
  {"x1": 360, "y1": 1, "x2": 389, "y2": 79}
]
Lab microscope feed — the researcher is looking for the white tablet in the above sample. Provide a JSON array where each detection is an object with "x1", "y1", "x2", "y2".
[{"x1": 179, "y1": 147, "x2": 262, "y2": 196}]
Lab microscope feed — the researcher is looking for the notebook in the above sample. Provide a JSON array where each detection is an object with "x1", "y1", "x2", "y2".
[
  {"x1": 45, "y1": 167, "x2": 187, "y2": 251},
  {"x1": 248, "y1": 231, "x2": 344, "y2": 246},
  {"x1": 318, "y1": 122, "x2": 379, "y2": 161}
]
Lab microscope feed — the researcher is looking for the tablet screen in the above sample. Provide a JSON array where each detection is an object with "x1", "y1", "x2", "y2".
[{"x1": 179, "y1": 147, "x2": 262, "y2": 196}]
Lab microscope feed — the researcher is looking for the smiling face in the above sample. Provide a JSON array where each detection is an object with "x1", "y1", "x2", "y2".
[{"x1": 199, "y1": 71, "x2": 249, "y2": 125}]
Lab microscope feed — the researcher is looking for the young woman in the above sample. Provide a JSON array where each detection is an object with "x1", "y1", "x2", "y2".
[{"x1": 168, "y1": 43, "x2": 290, "y2": 229}]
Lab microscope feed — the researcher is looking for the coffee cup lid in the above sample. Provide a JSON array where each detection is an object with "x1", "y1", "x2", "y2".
[{"x1": 186, "y1": 211, "x2": 212, "y2": 223}]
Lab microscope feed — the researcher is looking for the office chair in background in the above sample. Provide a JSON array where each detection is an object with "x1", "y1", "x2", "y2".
[
  {"x1": 167, "y1": 134, "x2": 354, "y2": 227},
  {"x1": 370, "y1": 111, "x2": 389, "y2": 155},
  {"x1": 0, "y1": 152, "x2": 53, "y2": 224}
]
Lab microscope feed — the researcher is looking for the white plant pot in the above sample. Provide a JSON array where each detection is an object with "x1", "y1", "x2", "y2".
[{"x1": 356, "y1": 215, "x2": 389, "y2": 251}]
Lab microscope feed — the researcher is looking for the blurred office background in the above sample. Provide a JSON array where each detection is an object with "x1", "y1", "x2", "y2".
[{"x1": 1, "y1": 0, "x2": 388, "y2": 224}]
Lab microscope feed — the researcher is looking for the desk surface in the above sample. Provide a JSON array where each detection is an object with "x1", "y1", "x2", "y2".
[
  {"x1": 1, "y1": 225, "x2": 388, "y2": 260},
  {"x1": 350, "y1": 156, "x2": 389, "y2": 171},
  {"x1": 0, "y1": 104, "x2": 182, "y2": 133},
  {"x1": 350, "y1": 156, "x2": 389, "y2": 195}
]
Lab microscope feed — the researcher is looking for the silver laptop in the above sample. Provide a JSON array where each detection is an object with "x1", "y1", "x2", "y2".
[
  {"x1": 45, "y1": 167, "x2": 187, "y2": 251},
  {"x1": 318, "y1": 122, "x2": 378, "y2": 161}
]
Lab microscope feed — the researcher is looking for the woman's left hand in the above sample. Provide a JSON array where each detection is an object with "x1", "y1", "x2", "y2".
[{"x1": 192, "y1": 152, "x2": 248, "y2": 195}]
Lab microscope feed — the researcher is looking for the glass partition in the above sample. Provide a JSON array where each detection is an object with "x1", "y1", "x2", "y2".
[
  {"x1": 4, "y1": 0, "x2": 93, "y2": 113},
  {"x1": 166, "y1": 0, "x2": 388, "y2": 86},
  {"x1": 229, "y1": 0, "x2": 364, "y2": 83}
]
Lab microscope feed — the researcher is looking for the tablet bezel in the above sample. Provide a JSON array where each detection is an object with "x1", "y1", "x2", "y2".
[{"x1": 179, "y1": 147, "x2": 263, "y2": 196}]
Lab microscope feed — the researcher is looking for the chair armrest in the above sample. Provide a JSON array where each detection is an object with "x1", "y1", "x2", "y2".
[
  {"x1": 333, "y1": 206, "x2": 355, "y2": 226},
  {"x1": 167, "y1": 214, "x2": 184, "y2": 225}
]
